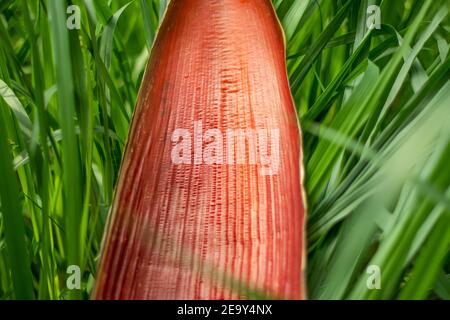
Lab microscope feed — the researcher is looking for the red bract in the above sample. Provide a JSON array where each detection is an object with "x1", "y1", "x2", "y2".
[{"x1": 93, "y1": 0, "x2": 306, "y2": 300}]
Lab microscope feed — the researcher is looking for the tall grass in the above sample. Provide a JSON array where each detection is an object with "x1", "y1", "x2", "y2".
[{"x1": 0, "y1": 0, "x2": 449, "y2": 300}]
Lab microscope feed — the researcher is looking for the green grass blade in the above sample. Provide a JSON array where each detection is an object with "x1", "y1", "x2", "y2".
[
  {"x1": 0, "y1": 107, "x2": 34, "y2": 300},
  {"x1": 48, "y1": 0, "x2": 83, "y2": 298}
]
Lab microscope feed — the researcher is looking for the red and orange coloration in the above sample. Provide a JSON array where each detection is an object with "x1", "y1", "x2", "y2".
[{"x1": 93, "y1": 0, "x2": 306, "y2": 300}]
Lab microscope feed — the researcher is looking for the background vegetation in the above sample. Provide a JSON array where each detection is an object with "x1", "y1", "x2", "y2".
[{"x1": 0, "y1": 0, "x2": 449, "y2": 300}]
